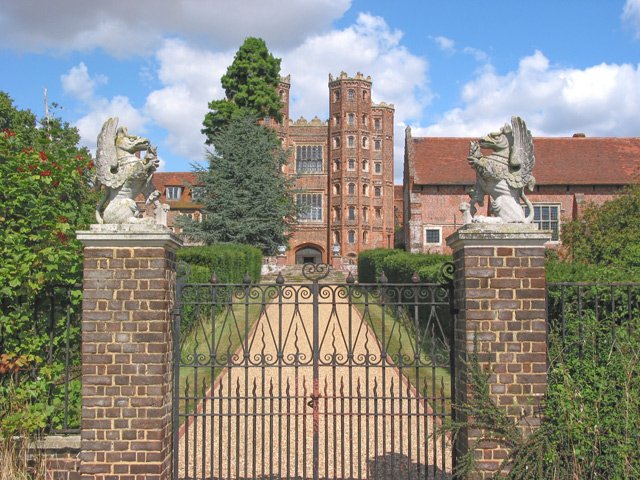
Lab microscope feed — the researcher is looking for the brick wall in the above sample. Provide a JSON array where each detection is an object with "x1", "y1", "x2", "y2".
[
  {"x1": 41, "y1": 435, "x2": 81, "y2": 480},
  {"x1": 77, "y1": 225, "x2": 181, "y2": 480},
  {"x1": 447, "y1": 226, "x2": 550, "y2": 478}
]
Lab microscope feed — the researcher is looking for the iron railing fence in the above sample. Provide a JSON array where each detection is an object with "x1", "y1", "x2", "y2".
[
  {"x1": 173, "y1": 264, "x2": 456, "y2": 480},
  {"x1": 0, "y1": 284, "x2": 81, "y2": 434},
  {"x1": 546, "y1": 282, "x2": 639, "y2": 360}
]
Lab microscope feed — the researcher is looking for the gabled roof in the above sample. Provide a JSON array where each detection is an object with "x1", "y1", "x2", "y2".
[{"x1": 409, "y1": 136, "x2": 640, "y2": 186}]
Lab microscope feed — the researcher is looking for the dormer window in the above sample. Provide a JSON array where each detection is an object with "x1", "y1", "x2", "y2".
[{"x1": 166, "y1": 186, "x2": 183, "y2": 201}]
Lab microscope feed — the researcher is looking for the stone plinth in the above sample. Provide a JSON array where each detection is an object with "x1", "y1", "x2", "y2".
[
  {"x1": 447, "y1": 224, "x2": 551, "y2": 478},
  {"x1": 76, "y1": 224, "x2": 182, "y2": 480}
]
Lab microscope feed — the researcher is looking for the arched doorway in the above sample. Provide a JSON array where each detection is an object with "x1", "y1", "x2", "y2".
[{"x1": 295, "y1": 246, "x2": 323, "y2": 264}]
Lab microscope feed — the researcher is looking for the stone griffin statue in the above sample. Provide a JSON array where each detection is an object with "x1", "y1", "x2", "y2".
[
  {"x1": 95, "y1": 118, "x2": 167, "y2": 224},
  {"x1": 465, "y1": 116, "x2": 536, "y2": 224}
]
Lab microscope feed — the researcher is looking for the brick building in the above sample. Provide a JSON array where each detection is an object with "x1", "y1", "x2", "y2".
[
  {"x1": 275, "y1": 72, "x2": 395, "y2": 265},
  {"x1": 153, "y1": 72, "x2": 395, "y2": 265},
  {"x1": 404, "y1": 128, "x2": 640, "y2": 254}
]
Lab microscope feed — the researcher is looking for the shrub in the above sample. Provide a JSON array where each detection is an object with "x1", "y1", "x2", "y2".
[
  {"x1": 357, "y1": 248, "x2": 400, "y2": 283},
  {"x1": 357, "y1": 248, "x2": 451, "y2": 284},
  {"x1": 177, "y1": 243, "x2": 262, "y2": 284}
]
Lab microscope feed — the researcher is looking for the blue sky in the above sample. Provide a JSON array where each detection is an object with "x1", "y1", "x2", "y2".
[{"x1": 2, "y1": 0, "x2": 639, "y2": 182}]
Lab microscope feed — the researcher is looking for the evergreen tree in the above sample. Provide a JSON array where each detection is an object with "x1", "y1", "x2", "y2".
[
  {"x1": 180, "y1": 115, "x2": 296, "y2": 254},
  {"x1": 202, "y1": 37, "x2": 282, "y2": 143}
]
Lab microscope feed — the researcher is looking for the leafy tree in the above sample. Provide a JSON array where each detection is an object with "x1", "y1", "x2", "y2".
[
  {"x1": 180, "y1": 115, "x2": 296, "y2": 254},
  {"x1": 0, "y1": 92, "x2": 94, "y2": 434},
  {"x1": 202, "y1": 37, "x2": 282, "y2": 143},
  {"x1": 550, "y1": 186, "x2": 640, "y2": 281}
]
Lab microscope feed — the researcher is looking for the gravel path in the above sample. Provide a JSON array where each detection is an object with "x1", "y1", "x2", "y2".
[{"x1": 177, "y1": 287, "x2": 452, "y2": 479}]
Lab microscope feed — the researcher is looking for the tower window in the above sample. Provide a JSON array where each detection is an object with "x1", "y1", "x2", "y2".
[
  {"x1": 348, "y1": 158, "x2": 355, "y2": 170},
  {"x1": 347, "y1": 113, "x2": 355, "y2": 126},
  {"x1": 374, "y1": 162, "x2": 382, "y2": 174},
  {"x1": 362, "y1": 137, "x2": 368, "y2": 148},
  {"x1": 333, "y1": 90, "x2": 341, "y2": 102},
  {"x1": 348, "y1": 89, "x2": 355, "y2": 101},
  {"x1": 374, "y1": 186, "x2": 382, "y2": 197},
  {"x1": 374, "y1": 118, "x2": 381, "y2": 130},
  {"x1": 348, "y1": 183, "x2": 356, "y2": 195},
  {"x1": 348, "y1": 136, "x2": 355, "y2": 148},
  {"x1": 348, "y1": 206, "x2": 356, "y2": 221},
  {"x1": 348, "y1": 230, "x2": 355, "y2": 243},
  {"x1": 297, "y1": 193, "x2": 323, "y2": 222},
  {"x1": 296, "y1": 145, "x2": 323, "y2": 174},
  {"x1": 374, "y1": 139, "x2": 381, "y2": 150}
]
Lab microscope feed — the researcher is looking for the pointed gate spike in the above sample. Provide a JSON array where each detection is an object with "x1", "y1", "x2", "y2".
[
  {"x1": 243, "y1": 271, "x2": 252, "y2": 284},
  {"x1": 411, "y1": 271, "x2": 420, "y2": 283},
  {"x1": 346, "y1": 271, "x2": 355, "y2": 284},
  {"x1": 379, "y1": 271, "x2": 388, "y2": 284},
  {"x1": 276, "y1": 271, "x2": 285, "y2": 285},
  {"x1": 210, "y1": 271, "x2": 220, "y2": 284}
]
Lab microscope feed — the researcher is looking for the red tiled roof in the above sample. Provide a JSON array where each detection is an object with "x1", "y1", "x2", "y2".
[
  {"x1": 410, "y1": 136, "x2": 640, "y2": 186},
  {"x1": 153, "y1": 172, "x2": 199, "y2": 189},
  {"x1": 151, "y1": 172, "x2": 202, "y2": 208}
]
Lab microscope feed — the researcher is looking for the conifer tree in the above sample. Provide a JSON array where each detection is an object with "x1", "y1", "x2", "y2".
[
  {"x1": 180, "y1": 115, "x2": 295, "y2": 254},
  {"x1": 202, "y1": 37, "x2": 282, "y2": 143}
]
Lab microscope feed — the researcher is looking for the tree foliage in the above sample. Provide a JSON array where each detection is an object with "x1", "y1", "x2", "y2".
[
  {"x1": 180, "y1": 115, "x2": 296, "y2": 254},
  {"x1": 202, "y1": 37, "x2": 282, "y2": 143},
  {"x1": 0, "y1": 92, "x2": 94, "y2": 434},
  {"x1": 560, "y1": 186, "x2": 640, "y2": 270}
]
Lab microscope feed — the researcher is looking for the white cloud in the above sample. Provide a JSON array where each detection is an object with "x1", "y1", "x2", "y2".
[
  {"x1": 431, "y1": 35, "x2": 488, "y2": 62},
  {"x1": 144, "y1": 39, "x2": 232, "y2": 160},
  {"x1": 623, "y1": 0, "x2": 640, "y2": 37},
  {"x1": 61, "y1": 62, "x2": 107, "y2": 102},
  {"x1": 60, "y1": 63, "x2": 148, "y2": 152},
  {"x1": 0, "y1": 0, "x2": 351, "y2": 57},
  {"x1": 434, "y1": 36, "x2": 455, "y2": 53},
  {"x1": 282, "y1": 13, "x2": 430, "y2": 182},
  {"x1": 415, "y1": 51, "x2": 640, "y2": 139}
]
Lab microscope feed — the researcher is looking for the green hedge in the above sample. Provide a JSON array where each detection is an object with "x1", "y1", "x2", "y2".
[
  {"x1": 357, "y1": 248, "x2": 451, "y2": 283},
  {"x1": 177, "y1": 244, "x2": 262, "y2": 284}
]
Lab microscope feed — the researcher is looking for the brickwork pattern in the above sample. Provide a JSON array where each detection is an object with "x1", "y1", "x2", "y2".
[
  {"x1": 451, "y1": 243, "x2": 547, "y2": 478},
  {"x1": 46, "y1": 450, "x2": 81, "y2": 480},
  {"x1": 81, "y1": 246, "x2": 176, "y2": 480}
]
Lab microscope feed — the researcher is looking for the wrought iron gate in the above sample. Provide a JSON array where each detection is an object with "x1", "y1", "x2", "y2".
[{"x1": 173, "y1": 264, "x2": 455, "y2": 480}]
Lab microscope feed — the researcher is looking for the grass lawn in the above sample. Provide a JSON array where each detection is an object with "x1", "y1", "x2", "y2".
[
  {"x1": 351, "y1": 290, "x2": 453, "y2": 414},
  {"x1": 176, "y1": 286, "x2": 267, "y2": 418}
]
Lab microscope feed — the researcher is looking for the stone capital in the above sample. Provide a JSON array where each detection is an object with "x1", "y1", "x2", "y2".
[
  {"x1": 446, "y1": 223, "x2": 551, "y2": 251},
  {"x1": 76, "y1": 223, "x2": 183, "y2": 250}
]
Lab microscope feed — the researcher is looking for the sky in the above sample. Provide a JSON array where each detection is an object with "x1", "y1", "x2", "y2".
[{"x1": 1, "y1": 0, "x2": 640, "y2": 183}]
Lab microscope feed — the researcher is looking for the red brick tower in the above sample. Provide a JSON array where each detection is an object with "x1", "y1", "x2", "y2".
[{"x1": 327, "y1": 72, "x2": 394, "y2": 262}]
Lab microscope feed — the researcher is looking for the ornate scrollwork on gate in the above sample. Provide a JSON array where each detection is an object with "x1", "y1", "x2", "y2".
[{"x1": 301, "y1": 262, "x2": 331, "y2": 281}]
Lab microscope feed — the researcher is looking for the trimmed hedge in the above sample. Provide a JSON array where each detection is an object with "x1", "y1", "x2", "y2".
[
  {"x1": 358, "y1": 248, "x2": 451, "y2": 283},
  {"x1": 177, "y1": 244, "x2": 262, "y2": 284}
]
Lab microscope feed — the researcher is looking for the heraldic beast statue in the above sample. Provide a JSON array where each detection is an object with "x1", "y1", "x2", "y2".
[
  {"x1": 465, "y1": 116, "x2": 536, "y2": 224},
  {"x1": 95, "y1": 118, "x2": 167, "y2": 224}
]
